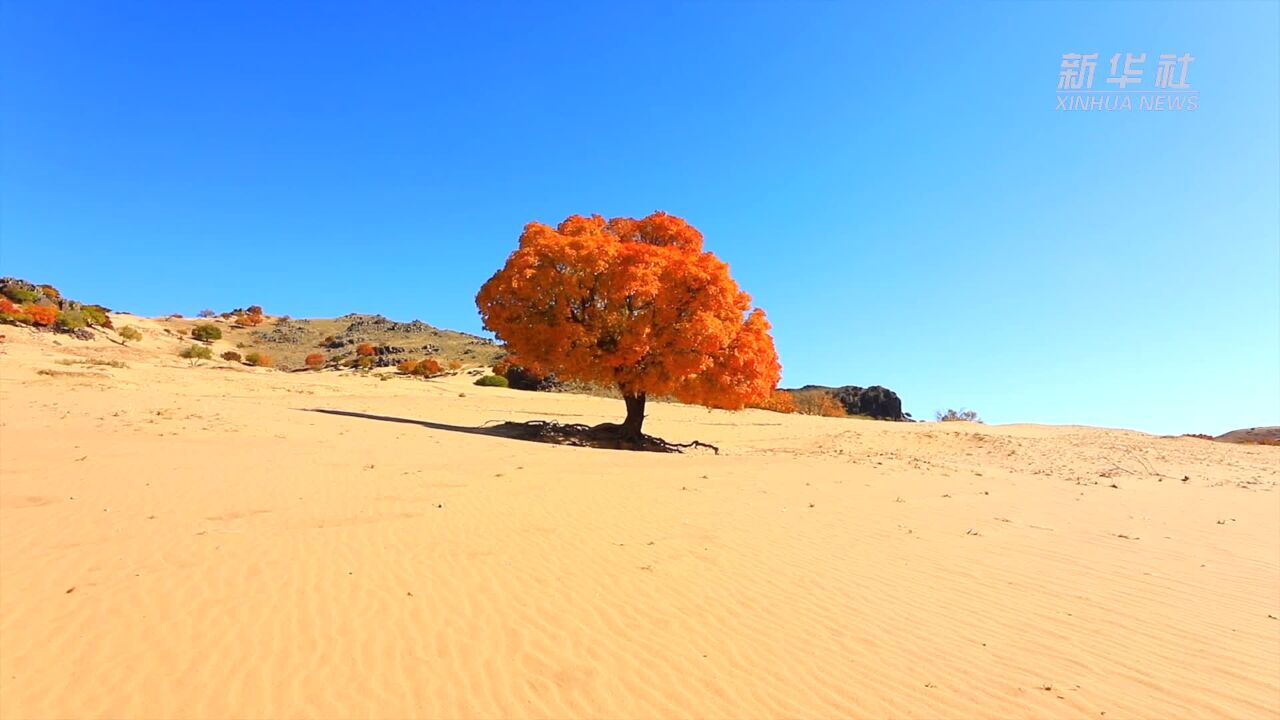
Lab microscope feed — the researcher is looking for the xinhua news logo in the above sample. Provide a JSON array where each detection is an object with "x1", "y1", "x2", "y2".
[{"x1": 1056, "y1": 53, "x2": 1198, "y2": 112}]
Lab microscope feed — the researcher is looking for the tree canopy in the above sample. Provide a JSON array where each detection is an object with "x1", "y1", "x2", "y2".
[{"x1": 476, "y1": 212, "x2": 781, "y2": 437}]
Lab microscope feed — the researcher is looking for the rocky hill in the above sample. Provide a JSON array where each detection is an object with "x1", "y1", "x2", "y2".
[{"x1": 236, "y1": 313, "x2": 502, "y2": 370}]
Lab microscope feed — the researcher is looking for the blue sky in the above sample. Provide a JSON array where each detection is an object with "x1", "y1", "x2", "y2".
[{"x1": 2, "y1": 1, "x2": 1276, "y2": 434}]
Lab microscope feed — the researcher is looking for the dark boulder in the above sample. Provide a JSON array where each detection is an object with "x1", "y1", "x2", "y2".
[
  {"x1": 793, "y1": 384, "x2": 910, "y2": 421},
  {"x1": 504, "y1": 365, "x2": 561, "y2": 392}
]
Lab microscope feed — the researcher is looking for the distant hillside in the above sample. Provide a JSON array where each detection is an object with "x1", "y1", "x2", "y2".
[
  {"x1": 167, "y1": 313, "x2": 504, "y2": 371},
  {"x1": 1214, "y1": 426, "x2": 1280, "y2": 446}
]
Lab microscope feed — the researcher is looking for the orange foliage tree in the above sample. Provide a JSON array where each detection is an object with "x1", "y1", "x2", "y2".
[{"x1": 476, "y1": 212, "x2": 781, "y2": 438}]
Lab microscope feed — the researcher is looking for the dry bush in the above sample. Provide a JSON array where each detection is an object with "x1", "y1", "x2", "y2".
[
  {"x1": 750, "y1": 389, "x2": 797, "y2": 414},
  {"x1": 936, "y1": 408, "x2": 982, "y2": 423},
  {"x1": 244, "y1": 352, "x2": 272, "y2": 367},
  {"x1": 118, "y1": 326, "x2": 142, "y2": 344},
  {"x1": 792, "y1": 390, "x2": 846, "y2": 417},
  {"x1": 304, "y1": 352, "x2": 326, "y2": 370},
  {"x1": 220, "y1": 350, "x2": 242, "y2": 362}
]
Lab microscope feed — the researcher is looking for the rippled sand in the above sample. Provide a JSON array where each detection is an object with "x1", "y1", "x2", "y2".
[{"x1": 2, "y1": 316, "x2": 1277, "y2": 719}]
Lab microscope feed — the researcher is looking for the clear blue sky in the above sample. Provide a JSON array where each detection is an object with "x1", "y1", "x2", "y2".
[{"x1": 2, "y1": 1, "x2": 1277, "y2": 435}]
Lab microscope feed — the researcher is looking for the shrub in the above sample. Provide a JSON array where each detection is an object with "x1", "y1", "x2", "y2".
[
  {"x1": 244, "y1": 352, "x2": 272, "y2": 367},
  {"x1": 412, "y1": 358, "x2": 443, "y2": 377},
  {"x1": 198, "y1": 309, "x2": 216, "y2": 318},
  {"x1": 168, "y1": 313, "x2": 183, "y2": 319},
  {"x1": 1, "y1": 287, "x2": 39, "y2": 304},
  {"x1": 0, "y1": 298, "x2": 29, "y2": 324},
  {"x1": 396, "y1": 359, "x2": 418, "y2": 374},
  {"x1": 24, "y1": 304, "x2": 58, "y2": 327},
  {"x1": 936, "y1": 409, "x2": 982, "y2": 423},
  {"x1": 355, "y1": 355, "x2": 374, "y2": 369},
  {"x1": 55, "y1": 310, "x2": 87, "y2": 330},
  {"x1": 192, "y1": 323, "x2": 222, "y2": 342},
  {"x1": 234, "y1": 313, "x2": 263, "y2": 327},
  {"x1": 492, "y1": 361, "x2": 511, "y2": 377},
  {"x1": 38, "y1": 284, "x2": 61, "y2": 301},
  {"x1": 81, "y1": 305, "x2": 110, "y2": 328},
  {"x1": 304, "y1": 352, "x2": 326, "y2": 370},
  {"x1": 751, "y1": 390, "x2": 797, "y2": 414},
  {"x1": 246, "y1": 305, "x2": 263, "y2": 317},
  {"x1": 356, "y1": 343, "x2": 376, "y2": 357},
  {"x1": 448, "y1": 359, "x2": 463, "y2": 371},
  {"x1": 793, "y1": 390, "x2": 846, "y2": 417},
  {"x1": 220, "y1": 350, "x2": 242, "y2": 362},
  {"x1": 474, "y1": 374, "x2": 509, "y2": 387},
  {"x1": 180, "y1": 344, "x2": 213, "y2": 365},
  {"x1": 118, "y1": 326, "x2": 143, "y2": 344}
]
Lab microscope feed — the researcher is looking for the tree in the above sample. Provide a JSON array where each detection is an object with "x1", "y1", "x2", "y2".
[
  {"x1": 304, "y1": 352, "x2": 326, "y2": 370},
  {"x1": 936, "y1": 408, "x2": 982, "y2": 423},
  {"x1": 198, "y1": 309, "x2": 216, "y2": 318},
  {"x1": 192, "y1": 324, "x2": 222, "y2": 342},
  {"x1": 118, "y1": 326, "x2": 143, "y2": 344},
  {"x1": 180, "y1": 344, "x2": 213, "y2": 366},
  {"x1": 476, "y1": 212, "x2": 781, "y2": 440}
]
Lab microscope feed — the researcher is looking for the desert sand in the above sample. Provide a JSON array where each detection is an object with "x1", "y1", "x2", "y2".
[{"x1": 1, "y1": 315, "x2": 1277, "y2": 720}]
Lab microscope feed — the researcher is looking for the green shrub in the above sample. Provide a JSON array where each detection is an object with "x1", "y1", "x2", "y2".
[
  {"x1": 191, "y1": 323, "x2": 222, "y2": 342},
  {"x1": 54, "y1": 310, "x2": 87, "y2": 330},
  {"x1": 1, "y1": 287, "x2": 39, "y2": 304},
  {"x1": 118, "y1": 326, "x2": 142, "y2": 343},
  {"x1": 180, "y1": 344, "x2": 213, "y2": 365},
  {"x1": 936, "y1": 408, "x2": 982, "y2": 423},
  {"x1": 81, "y1": 305, "x2": 110, "y2": 327},
  {"x1": 220, "y1": 350, "x2": 242, "y2": 362},
  {"x1": 474, "y1": 374, "x2": 509, "y2": 387},
  {"x1": 244, "y1": 351, "x2": 272, "y2": 367}
]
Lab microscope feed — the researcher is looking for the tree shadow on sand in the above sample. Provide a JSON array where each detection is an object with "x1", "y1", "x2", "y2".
[{"x1": 301, "y1": 408, "x2": 719, "y2": 454}]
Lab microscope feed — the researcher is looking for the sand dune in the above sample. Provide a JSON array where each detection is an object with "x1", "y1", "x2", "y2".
[{"x1": 1, "y1": 317, "x2": 1277, "y2": 719}]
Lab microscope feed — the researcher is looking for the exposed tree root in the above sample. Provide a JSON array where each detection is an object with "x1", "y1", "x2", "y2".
[{"x1": 485, "y1": 420, "x2": 719, "y2": 454}]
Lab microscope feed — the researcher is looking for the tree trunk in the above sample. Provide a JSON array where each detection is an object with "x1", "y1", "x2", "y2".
[{"x1": 621, "y1": 392, "x2": 647, "y2": 438}]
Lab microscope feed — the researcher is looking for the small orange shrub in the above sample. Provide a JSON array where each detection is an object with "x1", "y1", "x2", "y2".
[
  {"x1": 304, "y1": 353, "x2": 326, "y2": 369},
  {"x1": 356, "y1": 343, "x2": 376, "y2": 357},
  {"x1": 235, "y1": 313, "x2": 264, "y2": 327},
  {"x1": 448, "y1": 359, "x2": 463, "y2": 371},
  {"x1": 396, "y1": 359, "x2": 417, "y2": 374},
  {"x1": 413, "y1": 358, "x2": 443, "y2": 376},
  {"x1": 244, "y1": 352, "x2": 272, "y2": 367},
  {"x1": 751, "y1": 390, "x2": 797, "y2": 414},
  {"x1": 24, "y1": 304, "x2": 57, "y2": 327}
]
